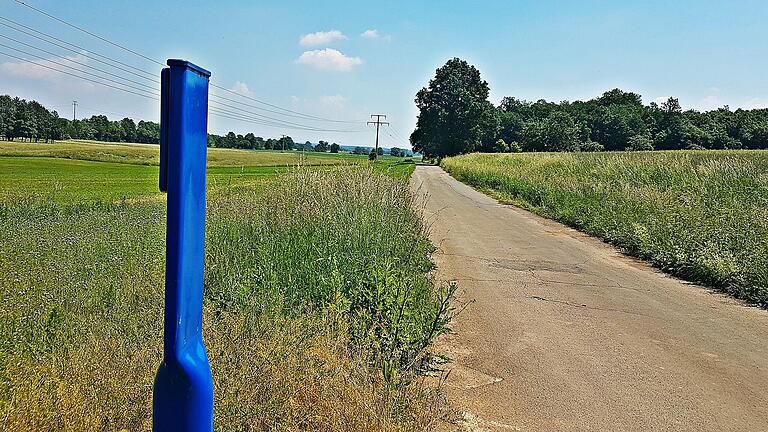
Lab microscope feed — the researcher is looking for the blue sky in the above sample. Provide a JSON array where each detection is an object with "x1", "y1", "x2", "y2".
[{"x1": 1, "y1": 0, "x2": 767, "y2": 147}]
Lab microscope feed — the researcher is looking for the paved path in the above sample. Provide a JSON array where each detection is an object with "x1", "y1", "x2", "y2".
[{"x1": 411, "y1": 165, "x2": 768, "y2": 432}]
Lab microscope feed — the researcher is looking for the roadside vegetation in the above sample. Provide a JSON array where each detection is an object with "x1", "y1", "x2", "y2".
[
  {"x1": 442, "y1": 150, "x2": 768, "y2": 307},
  {"x1": 0, "y1": 142, "x2": 445, "y2": 431}
]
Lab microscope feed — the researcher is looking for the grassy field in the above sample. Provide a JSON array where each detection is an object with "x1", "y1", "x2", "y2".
[
  {"x1": 442, "y1": 151, "x2": 768, "y2": 307},
  {"x1": 0, "y1": 140, "x2": 414, "y2": 203},
  {"x1": 0, "y1": 141, "x2": 444, "y2": 431},
  {"x1": 0, "y1": 139, "x2": 403, "y2": 167}
]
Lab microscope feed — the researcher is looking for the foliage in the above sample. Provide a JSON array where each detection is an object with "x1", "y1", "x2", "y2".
[
  {"x1": 626, "y1": 134, "x2": 654, "y2": 151},
  {"x1": 0, "y1": 95, "x2": 64, "y2": 142},
  {"x1": 0, "y1": 155, "x2": 448, "y2": 429},
  {"x1": 410, "y1": 58, "x2": 496, "y2": 158},
  {"x1": 442, "y1": 151, "x2": 768, "y2": 307},
  {"x1": 390, "y1": 147, "x2": 407, "y2": 157},
  {"x1": 408, "y1": 60, "x2": 768, "y2": 155}
]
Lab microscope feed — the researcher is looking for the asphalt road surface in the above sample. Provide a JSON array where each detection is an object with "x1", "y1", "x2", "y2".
[{"x1": 411, "y1": 165, "x2": 768, "y2": 432}]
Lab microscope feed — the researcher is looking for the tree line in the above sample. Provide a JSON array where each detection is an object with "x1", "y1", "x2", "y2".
[
  {"x1": 411, "y1": 58, "x2": 768, "y2": 157},
  {"x1": 0, "y1": 95, "x2": 161, "y2": 143},
  {"x1": 206, "y1": 133, "x2": 343, "y2": 153},
  {"x1": 0, "y1": 95, "x2": 353, "y2": 154}
]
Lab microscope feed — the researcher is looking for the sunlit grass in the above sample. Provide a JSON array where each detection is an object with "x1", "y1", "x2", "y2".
[
  {"x1": 0, "y1": 144, "x2": 444, "y2": 431},
  {"x1": 0, "y1": 139, "x2": 404, "y2": 167}
]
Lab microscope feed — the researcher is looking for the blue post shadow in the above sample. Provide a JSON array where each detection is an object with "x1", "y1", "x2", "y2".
[{"x1": 153, "y1": 59, "x2": 213, "y2": 432}]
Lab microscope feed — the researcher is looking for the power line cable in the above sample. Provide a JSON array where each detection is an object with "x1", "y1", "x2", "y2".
[
  {"x1": 3, "y1": 4, "x2": 371, "y2": 133},
  {"x1": 6, "y1": 4, "x2": 365, "y2": 124},
  {"x1": 0, "y1": 42, "x2": 159, "y2": 98},
  {"x1": 0, "y1": 15, "x2": 159, "y2": 80},
  {"x1": 209, "y1": 99, "x2": 365, "y2": 132},
  {"x1": 209, "y1": 83, "x2": 366, "y2": 124},
  {"x1": 12, "y1": 0, "x2": 165, "y2": 66},
  {"x1": 208, "y1": 91, "x2": 365, "y2": 125},
  {"x1": 208, "y1": 107, "x2": 366, "y2": 133},
  {"x1": 0, "y1": 50, "x2": 158, "y2": 100},
  {"x1": 0, "y1": 33, "x2": 159, "y2": 87}
]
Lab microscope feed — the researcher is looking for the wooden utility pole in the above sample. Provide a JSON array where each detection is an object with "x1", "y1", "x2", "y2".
[{"x1": 367, "y1": 114, "x2": 389, "y2": 159}]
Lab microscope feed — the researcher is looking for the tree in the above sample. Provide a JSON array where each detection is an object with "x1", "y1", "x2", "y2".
[
  {"x1": 389, "y1": 147, "x2": 405, "y2": 157},
  {"x1": 120, "y1": 117, "x2": 137, "y2": 142},
  {"x1": 521, "y1": 112, "x2": 581, "y2": 152},
  {"x1": 329, "y1": 142, "x2": 340, "y2": 153},
  {"x1": 352, "y1": 146, "x2": 368, "y2": 155},
  {"x1": 411, "y1": 58, "x2": 496, "y2": 158},
  {"x1": 277, "y1": 135, "x2": 294, "y2": 151},
  {"x1": 314, "y1": 140, "x2": 329, "y2": 152}
]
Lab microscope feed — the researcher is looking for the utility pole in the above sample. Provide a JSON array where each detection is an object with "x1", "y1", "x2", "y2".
[
  {"x1": 72, "y1": 100, "x2": 77, "y2": 121},
  {"x1": 280, "y1": 134, "x2": 286, "y2": 152},
  {"x1": 367, "y1": 114, "x2": 389, "y2": 160}
]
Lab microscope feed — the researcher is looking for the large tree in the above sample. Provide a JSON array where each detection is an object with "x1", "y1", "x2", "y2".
[{"x1": 410, "y1": 58, "x2": 496, "y2": 158}]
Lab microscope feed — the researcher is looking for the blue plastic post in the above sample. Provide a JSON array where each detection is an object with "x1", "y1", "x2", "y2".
[{"x1": 153, "y1": 59, "x2": 213, "y2": 432}]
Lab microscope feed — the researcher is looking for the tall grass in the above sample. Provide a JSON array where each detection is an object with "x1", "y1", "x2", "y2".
[
  {"x1": 442, "y1": 151, "x2": 768, "y2": 306},
  {"x1": 0, "y1": 167, "x2": 449, "y2": 431}
]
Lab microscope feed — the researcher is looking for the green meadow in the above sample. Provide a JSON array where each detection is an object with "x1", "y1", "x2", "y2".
[{"x1": 0, "y1": 140, "x2": 443, "y2": 431}]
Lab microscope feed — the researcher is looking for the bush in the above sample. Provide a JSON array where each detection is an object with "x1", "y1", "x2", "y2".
[
  {"x1": 579, "y1": 141, "x2": 605, "y2": 152},
  {"x1": 626, "y1": 134, "x2": 654, "y2": 151},
  {"x1": 492, "y1": 138, "x2": 509, "y2": 153}
]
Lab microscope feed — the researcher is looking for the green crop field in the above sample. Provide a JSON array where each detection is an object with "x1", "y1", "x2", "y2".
[
  {"x1": 442, "y1": 151, "x2": 768, "y2": 306},
  {"x1": 0, "y1": 139, "x2": 402, "y2": 167},
  {"x1": 0, "y1": 140, "x2": 414, "y2": 203},
  {"x1": 0, "y1": 141, "x2": 441, "y2": 431}
]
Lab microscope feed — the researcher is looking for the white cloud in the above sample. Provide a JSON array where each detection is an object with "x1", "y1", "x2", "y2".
[
  {"x1": 319, "y1": 94, "x2": 347, "y2": 109},
  {"x1": 0, "y1": 53, "x2": 89, "y2": 81},
  {"x1": 299, "y1": 30, "x2": 347, "y2": 47},
  {"x1": 229, "y1": 81, "x2": 252, "y2": 97},
  {"x1": 360, "y1": 29, "x2": 391, "y2": 42},
  {"x1": 296, "y1": 48, "x2": 362, "y2": 72}
]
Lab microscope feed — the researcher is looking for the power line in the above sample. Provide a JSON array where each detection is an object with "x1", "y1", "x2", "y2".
[
  {"x1": 208, "y1": 107, "x2": 365, "y2": 133},
  {"x1": 0, "y1": 34, "x2": 159, "y2": 88},
  {"x1": 11, "y1": 0, "x2": 165, "y2": 66},
  {"x1": 0, "y1": 49, "x2": 158, "y2": 100},
  {"x1": 3, "y1": 5, "x2": 365, "y2": 125},
  {"x1": 0, "y1": 15, "x2": 159, "y2": 80},
  {"x1": 367, "y1": 114, "x2": 390, "y2": 157},
  {"x1": 0, "y1": 46, "x2": 362, "y2": 133},
  {"x1": 3, "y1": 4, "x2": 374, "y2": 135},
  {"x1": 0, "y1": 34, "x2": 358, "y2": 131},
  {"x1": 209, "y1": 83, "x2": 366, "y2": 124},
  {"x1": 209, "y1": 100, "x2": 365, "y2": 132},
  {"x1": 0, "y1": 42, "x2": 160, "y2": 98}
]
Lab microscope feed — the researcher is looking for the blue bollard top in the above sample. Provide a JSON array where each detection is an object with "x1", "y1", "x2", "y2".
[{"x1": 167, "y1": 59, "x2": 211, "y2": 77}]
